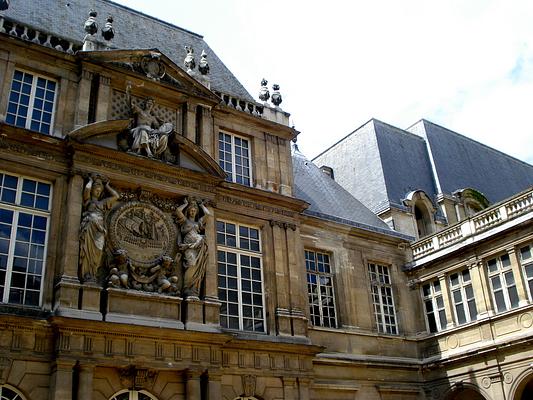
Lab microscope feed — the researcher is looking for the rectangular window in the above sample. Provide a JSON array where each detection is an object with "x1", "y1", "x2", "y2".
[
  {"x1": 421, "y1": 279, "x2": 447, "y2": 333},
  {"x1": 6, "y1": 70, "x2": 57, "y2": 135},
  {"x1": 487, "y1": 253, "x2": 519, "y2": 313},
  {"x1": 449, "y1": 269, "x2": 477, "y2": 325},
  {"x1": 218, "y1": 132, "x2": 252, "y2": 186},
  {"x1": 0, "y1": 172, "x2": 51, "y2": 306},
  {"x1": 217, "y1": 220, "x2": 264, "y2": 332},
  {"x1": 305, "y1": 250, "x2": 337, "y2": 328},
  {"x1": 519, "y1": 244, "x2": 533, "y2": 301},
  {"x1": 368, "y1": 263, "x2": 398, "y2": 334}
]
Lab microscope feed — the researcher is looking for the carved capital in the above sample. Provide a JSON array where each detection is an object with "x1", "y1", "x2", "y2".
[{"x1": 119, "y1": 365, "x2": 158, "y2": 390}]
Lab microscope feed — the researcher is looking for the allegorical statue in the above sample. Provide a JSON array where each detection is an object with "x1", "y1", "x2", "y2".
[
  {"x1": 175, "y1": 197, "x2": 210, "y2": 298},
  {"x1": 108, "y1": 249, "x2": 130, "y2": 288},
  {"x1": 79, "y1": 174, "x2": 119, "y2": 282},
  {"x1": 125, "y1": 81, "x2": 172, "y2": 158}
]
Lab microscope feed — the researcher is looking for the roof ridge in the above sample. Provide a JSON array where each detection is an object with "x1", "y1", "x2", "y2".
[
  {"x1": 421, "y1": 119, "x2": 533, "y2": 169},
  {"x1": 105, "y1": 0, "x2": 204, "y2": 39}
]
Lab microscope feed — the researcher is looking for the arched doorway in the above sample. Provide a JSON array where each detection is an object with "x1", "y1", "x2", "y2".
[
  {"x1": 445, "y1": 387, "x2": 486, "y2": 400},
  {"x1": 513, "y1": 373, "x2": 533, "y2": 400},
  {"x1": 110, "y1": 390, "x2": 159, "y2": 400},
  {"x1": 0, "y1": 385, "x2": 26, "y2": 400}
]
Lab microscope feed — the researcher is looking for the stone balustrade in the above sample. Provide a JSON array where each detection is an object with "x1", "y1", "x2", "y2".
[
  {"x1": 0, "y1": 16, "x2": 81, "y2": 54},
  {"x1": 412, "y1": 187, "x2": 533, "y2": 260}
]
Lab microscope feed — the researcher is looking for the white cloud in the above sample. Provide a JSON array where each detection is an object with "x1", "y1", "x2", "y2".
[{"x1": 114, "y1": 0, "x2": 533, "y2": 164}]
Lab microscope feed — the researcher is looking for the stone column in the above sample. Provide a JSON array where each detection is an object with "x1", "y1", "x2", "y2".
[
  {"x1": 77, "y1": 364, "x2": 94, "y2": 400},
  {"x1": 49, "y1": 360, "x2": 75, "y2": 400},
  {"x1": 272, "y1": 221, "x2": 291, "y2": 335},
  {"x1": 283, "y1": 377, "x2": 297, "y2": 400},
  {"x1": 185, "y1": 369, "x2": 202, "y2": 400},
  {"x1": 201, "y1": 107, "x2": 214, "y2": 157},
  {"x1": 207, "y1": 370, "x2": 222, "y2": 400},
  {"x1": 95, "y1": 74, "x2": 111, "y2": 122},
  {"x1": 185, "y1": 102, "x2": 197, "y2": 142},
  {"x1": 54, "y1": 174, "x2": 84, "y2": 316},
  {"x1": 298, "y1": 377, "x2": 311, "y2": 400},
  {"x1": 75, "y1": 69, "x2": 93, "y2": 128},
  {"x1": 439, "y1": 275, "x2": 455, "y2": 329},
  {"x1": 507, "y1": 246, "x2": 529, "y2": 306},
  {"x1": 204, "y1": 205, "x2": 220, "y2": 328},
  {"x1": 470, "y1": 261, "x2": 491, "y2": 318}
]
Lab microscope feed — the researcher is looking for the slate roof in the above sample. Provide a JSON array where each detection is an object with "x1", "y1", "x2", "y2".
[
  {"x1": 292, "y1": 145, "x2": 410, "y2": 239},
  {"x1": 407, "y1": 120, "x2": 533, "y2": 203},
  {"x1": 3, "y1": 0, "x2": 254, "y2": 101},
  {"x1": 313, "y1": 119, "x2": 437, "y2": 214}
]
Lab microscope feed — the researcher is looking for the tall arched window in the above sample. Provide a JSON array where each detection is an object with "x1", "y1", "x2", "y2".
[
  {"x1": 0, "y1": 385, "x2": 26, "y2": 400},
  {"x1": 403, "y1": 190, "x2": 436, "y2": 239},
  {"x1": 109, "y1": 390, "x2": 158, "y2": 400}
]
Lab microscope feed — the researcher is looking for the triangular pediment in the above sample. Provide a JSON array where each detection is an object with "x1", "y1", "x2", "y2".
[
  {"x1": 68, "y1": 120, "x2": 226, "y2": 179},
  {"x1": 78, "y1": 48, "x2": 220, "y2": 103}
]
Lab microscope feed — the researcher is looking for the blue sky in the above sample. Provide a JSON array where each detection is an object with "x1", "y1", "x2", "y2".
[{"x1": 113, "y1": 0, "x2": 533, "y2": 165}]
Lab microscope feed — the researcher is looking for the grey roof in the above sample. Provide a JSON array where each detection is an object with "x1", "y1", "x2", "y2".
[
  {"x1": 407, "y1": 120, "x2": 533, "y2": 203},
  {"x1": 292, "y1": 145, "x2": 409, "y2": 239},
  {"x1": 3, "y1": 0, "x2": 254, "y2": 101},
  {"x1": 313, "y1": 119, "x2": 437, "y2": 214}
]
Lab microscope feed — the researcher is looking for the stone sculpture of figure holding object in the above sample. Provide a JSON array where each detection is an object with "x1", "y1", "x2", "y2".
[
  {"x1": 125, "y1": 81, "x2": 171, "y2": 158},
  {"x1": 175, "y1": 197, "x2": 210, "y2": 298},
  {"x1": 79, "y1": 174, "x2": 119, "y2": 282}
]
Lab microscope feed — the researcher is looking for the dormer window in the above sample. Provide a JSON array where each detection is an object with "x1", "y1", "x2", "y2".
[
  {"x1": 218, "y1": 132, "x2": 252, "y2": 186},
  {"x1": 6, "y1": 70, "x2": 57, "y2": 135}
]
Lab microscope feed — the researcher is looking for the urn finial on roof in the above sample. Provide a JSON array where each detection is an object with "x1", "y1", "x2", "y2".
[
  {"x1": 101, "y1": 15, "x2": 114, "y2": 41},
  {"x1": 84, "y1": 10, "x2": 98, "y2": 35},
  {"x1": 258, "y1": 79, "x2": 270, "y2": 103},
  {"x1": 198, "y1": 50, "x2": 209, "y2": 75},
  {"x1": 184, "y1": 46, "x2": 196, "y2": 74},
  {"x1": 271, "y1": 84, "x2": 282, "y2": 107}
]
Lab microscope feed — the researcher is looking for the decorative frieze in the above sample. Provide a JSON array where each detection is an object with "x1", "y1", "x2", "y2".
[{"x1": 219, "y1": 194, "x2": 295, "y2": 218}]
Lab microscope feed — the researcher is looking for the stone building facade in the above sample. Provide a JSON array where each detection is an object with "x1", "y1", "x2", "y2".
[{"x1": 0, "y1": 1, "x2": 531, "y2": 400}]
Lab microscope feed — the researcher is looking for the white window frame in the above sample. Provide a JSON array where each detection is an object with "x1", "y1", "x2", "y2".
[
  {"x1": 519, "y1": 243, "x2": 533, "y2": 301},
  {"x1": 6, "y1": 69, "x2": 57, "y2": 135},
  {"x1": 421, "y1": 279, "x2": 447, "y2": 333},
  {"x1": 218, "y1": 131, "x2": 253, "y2": 186},
  {"x1": 305, "y1": 249, "x2": 337, "y2": 328},
  {"x1": 449, "y1": 269, "x2": 478, "y2": 325},
  {"x1": 486, "y1": 253, "x2": 519, "y2": 313},
  {"x1": 0, "y1": 172, "x2": 51, "y2": 307},
  {"x1": 109, "y1": 389, "x2": 159, "y2": 400},
  {"x1": 368, "y1": 263, "x2": 398, "y2": 335},
  {"x1": 217, "y1": 220, "x2": 265, "y2": 333}
]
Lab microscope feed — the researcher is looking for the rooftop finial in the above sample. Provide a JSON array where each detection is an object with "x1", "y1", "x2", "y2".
[
  {"x1": 184, "y1": 46, "x2": 196, "y2": 74},
  {"x1": 259, "y1": 79, "x2": 270, "y2": 103},
  {"x1": 198, "y1": 50, "x2": 209, "y2": 75},
  {"x1": 0, "y1": 0, "x2": 10, "y2": 11},
  {"x1": 271, "y1": 84, "x2": 282, "y2": 107},
  {"x1": 101, "y1": 15, "x2": 114, "y2": 41},
  {"x1": 84, "y1": 10, "x2": 98, "y2": 35}
]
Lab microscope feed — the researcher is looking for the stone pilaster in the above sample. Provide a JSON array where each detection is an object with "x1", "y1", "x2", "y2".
[
  {"x1": 439, "y1": 275, "x2": 455, "y2": 329},
  {"x1": 271, "y1": 221, "x2": 291, "y2": 335},
  {"x1": 470, "y1": 260, "x2": 491, "y2": 318},
  {"x1": 95, "y1": 74, "x2": 111, "y2": 122},
  {"x1": 77, "y1": 363, "x2": 94, "y2": 400},
  {"x1": 507, "y1": 246, "x2": 530, "y2": 306},
  {"x1": 185, "y1": 369, "x2": 202, "y2": 400},
  {"x1": 75, "y1": 68, "x2": 93, "y2": 128},
  {"x1": 185, "y1": 102, "x2": 197, "y2": 143},
  {"x1": 49, "y1": 360, "x2": 75, "y2": 400},
  {"x1": 286, "y1": 225, "x2": 308, "y2": 337},
  {"x1": 203, "y1": 206, "x2": 220, "y2": 328},
  {"x1": 201, "y1": 106, "x2": 214, "y2": 157},
  {"x1": 283, "y1": 377, "x2": 297, "y2": 400},
  {"x1": 207, "y1": 370, "x2": 222, "y2": 400},
  {"x1": 298, "y1": 377, "x2": 312, "y2": 400}
]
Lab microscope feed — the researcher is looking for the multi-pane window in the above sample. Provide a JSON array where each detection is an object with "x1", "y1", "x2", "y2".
[
  {"x1": 487, "y1": 253, "x2": 519, "y2": 313},
  {"x1": 6, "y1": 70, "x2": 57, "y2": 135},
  {"x1": 519, "y1": 244, "x2": 533, "y2": 300},
  {"x1": 368, "y1": 263, "x2": 398, "y2": 334},
  {"x1": 305, "y1": 250, "x2": 337, "y2": 328},
  {"x1": 0, "y1": 386, "x2": 25, "y2": 400},
  {"x1": 217, "y1": 220, "x2": 264, "y2": 332},
  {"x1": 218, "y1": 132, "x2": 251, "y2": 186},
  {"x1": 449, "y1": 269, "x2": 477, "y2": 325},
  {"x1": 0, "y1": 172, "x2": 51, "y2": 307},
  {"x1": 421, "y1": 279, "x2": 447, "y2": 333}
]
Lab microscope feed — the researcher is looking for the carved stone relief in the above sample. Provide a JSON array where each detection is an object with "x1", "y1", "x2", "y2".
[{"x1": 78, "y1": 176, "x2": 209, "y2": 298}]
